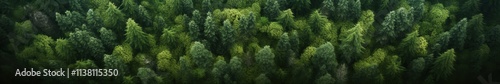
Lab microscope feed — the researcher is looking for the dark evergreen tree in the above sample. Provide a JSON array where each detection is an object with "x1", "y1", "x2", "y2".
[
  {"x1": 276, "y1": 33, "x2": 293, "y2": 68},
  {"x1": 465, "y1": 14, "x2": 485, "y2": 49},
  {"x1": 278, "y1": 9, "x2": 296, "y2": 31},
  {"x1": 263, "y1": 0, "x2": 281, "y2": 20},
  {"x1": 449, "y1": 18, "x2": 468, "y2": 50}
]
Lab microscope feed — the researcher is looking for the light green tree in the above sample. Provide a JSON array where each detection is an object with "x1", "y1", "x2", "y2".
[
  {"x1": 255, "y1": 46, "x2": 276, "y2": 73},
  {"x1": 124, "y1": 18, "x2": 154, "y2": 51},
  {"x1": 431, "y1": 49, "x2": 456, "y2": 80}
]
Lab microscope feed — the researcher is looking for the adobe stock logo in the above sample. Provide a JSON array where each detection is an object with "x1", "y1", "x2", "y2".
[{"x1": 478, "y1": 73, "x2": 499, "y2": 84}]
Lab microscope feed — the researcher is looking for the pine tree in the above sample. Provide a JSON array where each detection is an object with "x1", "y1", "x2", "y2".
[
  {"x1": 340, "y1": 23, "x2": 365, "y2": 64},
  {"x1": 189, "y1": 42, "x2": 214, "y2": 69},
  {"x1": 124, "y1": 18, "x2": 153, "y2": 51},
  {"x1": 255, "y1": 46, "x2": 276, "y2": 73},
  {"x1": 99, "y1": 27, "x2": 117, "y2": 50},
  {"x1": 264, "y1": 0, "x2": 281, "y2": 20},
  {"x1": 449, "y1": 18, "x2": 468, "y2": 50},
  {"x1": 278, "y1": 9, "x2": 296, "y2": 31},
  {"x1": 276, "y1": 33, "x2": 292, "y2": 67},
  {"x1": 221, "y1": 19, "x2": 236, "y2": 55},
  {"x1": 189, "y1": 20, "x2": 201, "y2": 41},
  {"x1": 431, "y1": 49, "x2": 456, "y2": 80},
  {"x1": 465, "y1": 14, "x2": 485, "y2": 49},
  {"x1": 309, "y1": 10, "x2": 328, "y2": 34}
]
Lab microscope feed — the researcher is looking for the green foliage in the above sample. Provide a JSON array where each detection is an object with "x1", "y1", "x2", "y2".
[
  {"x1": 431, "y1": 32, "x2": 451, "y2": 55},
  {"x1": 409, "y1": 0, "x2": 425, "y2": 22},
  {"x1": 86, "y1": 9, "x2": 104, "y2": 31},
  {"x1": 353, "y1": 48, "x2": 387, "y2": 84},
  {"x1": 431, "y1": 49, "x2": 456, "y2": 80},
  {"x1": 335, "y1": 64, "x2": 348, "y2": 84},
  {"x1": 188, "y1": 20, "x2": 201, "y2": 41},
  {"x1": 221, "y1": 19, "x2": 236, "y2": 55},
  {"x1": 380, "y1": 55, "x2": 404, "y2": 83},
  {"x1": 465, "y1": 14, "x2": 485, "y2": 49},
  {"x1": 263, "y1": 0, "x2": 281, "y2": 20},
  {"x1": 340, "y1": 23, "x2": 365, "y2": 64},
  {"x1": 211, "y1": 57, "x2": 228, "y2": 83},
  {"x1": 376, "y1": 7, "x2": 413, "y2": 45},
  {"x1": 228, "y1": 56, "x2": 243, "y2": 82},
  {"x1": 103, "y1": 54, "x2": 128, "y2": 77},
  {"x1": 321, "y1": 0, "x2": 335, "y2": 19},
  {"x1": 125, "y1": 18, "x2": 154, "y2": 51},
  {"x1": 68, "y1": 27, "x2": 104, "y2": 60},
  {"x1": 55, "y1": 39, "x2": 75, "y2": 63},
  {"x1": 112, "y1": 45, "x2": 133, "y2": 63},
  {"x1": 315, "y1": 73, "x2": 335, "y2": 84},
  {"x1": 204, "y1": 12, "x2": 218, "y2": 48},
  {"x1": 336, "y1": 0, "x2": 361, "y2": 22},
  {"x1": 239, "y1": 12, "x2": 256, "y2": 38},
  {"x1": 259, "y1": 22, "x2": 284, "y2": 39},
  {"x1": 308, "y1": 10, "x2": 328, "y2": 34},
  {"x1": 137, "y1": 68, "x2": 162, "y2": 84},
  {"x1": 290, "y1": 0, "x2": 311, "y2": 16},
  {"x1": 255, "y1": 74, "x2": 271, "y2": 84},
  {"x1": 102, "y1": 2, "x2": 126, "y2": 30},
  {"x1": 56, "y1": 11, "x2": 84, "y2": 32},
  {"x1": 121, "y1": 0, "x2": 138, "y2": 17},
  {"x1": 278, "y1": 9, "x2": 296, "y2": 31},
  {"x1": 157, "y1": 50, "x2": 179, "y2": 72},
  {"x1": 399, "y1": 31, "x2": 428, "y2": 62},
  {"x1": 255, "y1": 46, "x2": 276, "y2": 73},
  {"x1": 276, "y1": 33, "x2": 293, "y2": 67},
  {"x1": 460, "y1": 0, "x2": 480, "y2": 17},
  {"x1": 486, "y1": 25, "x2": 500, "y2": 47},
  {"x1": 313, "y1": 42, "x2": 338, "y2": 74},
  {"x1": 449, "y1": 18, "x2": 468, "y2": 50},
  {"x1": 176, "y1": 0, "x2": 194, "y2": 15},
  {"x1": 408, "y1": 57, "x2": 425, "y2": 83},
  {"x1": 190, "y1": 42, "x2": 214, "y2": 69},
  {"x1": 99, "y1": 27, "x2": 117, "y2": 50}
]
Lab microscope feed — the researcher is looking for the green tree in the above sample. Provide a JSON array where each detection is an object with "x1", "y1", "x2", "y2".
[
  {"x1": 68, "y1": 27, "x2": 104, "y2": 60},
  {"x1": 55, "y1": 39, "x2": 75, "y2": 63},
  {"x1": 239, "y1": 12, "x2": 256, "y2": 38},
  {"x1": 176, "y1": 0, "x2": 194, "y2": 15},
  {"x1": 376, "y1": 7, "x2": 413, "y2": 45},
  {"x1": 221, "y1": 19, "x2": 236, "y2": 55},
  {"x1": 202, "y1": 0, "x2": 213, "y2": 13},
  {"x1": 399, "y1": 31, "x2": 428, "y2": 63},
  {"x1": 190, "y1": 42, "x2": 214, "y2": 69},
  {"x1": 56, "y1": 11, "x2": 84, "y2": 32},
  {"x1": 408, "y1": 57, "x2": 425, "y2": 83},
  {"x1": 263, "y1": 0, "x2": 281, "y2": 20},
  {"x1": 313, "y1": 42, "x2": 338, "y2": 74},
  {"x1": 102, "y1": 2, "x2": 126, "y2": 30},
  {"x1": 431, "y1": 49, "x2": 456, "y2": 80},
  {"x1": 211, "y1": 57, "x2": 228, "y2": 83},
  {"x1": 340, "y1": 23, "x2": 365, "y2": 64},
  {"x1": 449, "y1": 18, "x2": 468, "y2": 50},
  {"x1": 465, "y1": 14, "x2": 485, "y2": 49},
  {"x1": 137, "y1": 68, "x2": 162, "y2": 84},
  {"x1": 315, "y1": 73, "x2": 335, "y2": 84},
  {"x1": 86, "y1": 9, "x2": 104, "y2": 31},
  {"x1": 321, "y1": 0, "x2": 335, "y2": 19},
  {"x1": 189, "y1": 20, "x2": 201, "y2": 41},
  {"x1": 380, "y1": 55, "x2": 404, "y2": 83},
  {"x1": 335, "y1": 64, "x2": 348, "y2": 84},
  {"x1": 431, "y1": 32, "x2": 451, "y2": 55},
  {"x1": 228, "y1": 56, "x2": 242, "y2": 82},
  {"x1": 460, "y1": 0, "x2": 480, "y2": 17},
  {"x1": 255, "y1": 74, "x2": 271, "y2": 84},
  {"x1": 103, "y1": 54, "x2": 128, "y2": 80},
  {"x1": 278, "y1": 9, "x2": 296, "y2": 31},
  {"x1": 157, "y1": 50, "x2": 179, "y2": 71},
  {"x1": 276, "y1": 33, "x2": 293, "y2": 67},
  {"x1": 125, "y1": 18, "x2": 154, "y2": 51},
  {"x1": 486, "y1": 25, "x2": 500, "y2": 47},
  {"x1": 308, "y1": 10, "x2": 328, "y2": 34},
  {"x1": 291, "y1": 0, "x2": 311, "y2": 16},
  {"x1": 99, "y1": 27, "x2": 117, "y2": 50},
  {"x1": 179, "y1": 56, "x2": 193, "y2": 84},
  {"x1": 336, "y1": 0, "x2": 361, "y2": 22},
  {"x1": 192, "y1": 10, "x2": 204, "y2": 28},
  {"x1": 255, "y1": 46, "x2": 276, "y2": 73},
  {"x1": 112, "y1": 45, "x2": 133, "y2": 63},
  {"x1": 121, "y1": 0, "x2": 138, "y2": 17},
  {"x1": 136, "y1": 5, "x2": 153, "y2": 27},
  {"x1": 409, "y1": 0, "x2": 425, "y2": 22},
  {"x1": 204, "y1": 12, "x2": 218, "y2": 49}
]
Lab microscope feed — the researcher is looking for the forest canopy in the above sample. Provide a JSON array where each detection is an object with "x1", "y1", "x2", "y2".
[{"x1": 1, "y1": 0, "x2": 500, "y2": 84}]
